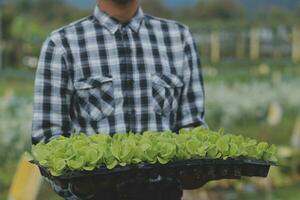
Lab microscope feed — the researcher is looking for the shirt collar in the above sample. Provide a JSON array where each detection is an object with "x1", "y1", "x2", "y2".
[{"x1": 93, "y1": 5, "x2": 144, "y2": 34}]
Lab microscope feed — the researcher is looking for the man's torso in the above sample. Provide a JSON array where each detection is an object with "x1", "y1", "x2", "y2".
[{"x1": 46, "y1": 6, "x2": 190, "y2": 135}]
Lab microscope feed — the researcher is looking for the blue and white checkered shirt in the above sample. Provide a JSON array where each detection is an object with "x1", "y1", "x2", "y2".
[
  {"x1": 31, "y1": 5, "x2": 206, "y2": 199},
  {"x1": 32, "y1": 5, "x2": 206, "y2": 145}
]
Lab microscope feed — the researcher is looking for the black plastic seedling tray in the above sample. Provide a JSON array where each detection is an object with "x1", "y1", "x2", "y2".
[{"x1": 31, "y1": 159, "x2": 275, "y2": 200}]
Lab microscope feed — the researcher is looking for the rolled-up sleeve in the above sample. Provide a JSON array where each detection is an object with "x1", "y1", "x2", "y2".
[
  {"x1": 31, "y1": 35, "x2": 74, "y2": 145},
  {"x1": 175, "y1": 28, "x2": 207, "y2": 130}
]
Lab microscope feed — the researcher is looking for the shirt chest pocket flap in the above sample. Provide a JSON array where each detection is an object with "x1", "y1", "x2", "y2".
[
  {"x1": 74, "y1": 76, "x2": 114, "y2": 120},
  {"x1": 151, "y1": 73, "x2": 184, "y2": 116}
]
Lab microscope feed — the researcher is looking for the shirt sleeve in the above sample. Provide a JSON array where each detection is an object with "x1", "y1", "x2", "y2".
[
  {"x1": 175, "y1": 28, "x2": 208, "y2": 131},
  {"x1": 31, "y1": 36, "x2": 74, "y2": 145}
]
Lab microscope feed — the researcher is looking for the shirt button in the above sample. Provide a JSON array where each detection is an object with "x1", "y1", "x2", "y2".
[{"x1": 121, "y1": 26, "x2": 127, "y2": 33}]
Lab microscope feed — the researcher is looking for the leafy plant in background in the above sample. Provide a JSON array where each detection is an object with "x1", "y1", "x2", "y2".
[
  {"x1": 29, "y1": 126, "x2": 278, "y2": 177},
  {"x1": 206, "y1": 80, "x2": 300, "y2": 127}
]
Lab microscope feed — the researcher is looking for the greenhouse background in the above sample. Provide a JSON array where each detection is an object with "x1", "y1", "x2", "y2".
[{"x1": 1, "y1": 0, "x2": 300, "y2": 199}]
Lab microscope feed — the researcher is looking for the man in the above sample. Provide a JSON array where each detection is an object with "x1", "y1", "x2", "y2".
[{"x1": 32, "y1": 0, "x2": 206, "y2": 199}]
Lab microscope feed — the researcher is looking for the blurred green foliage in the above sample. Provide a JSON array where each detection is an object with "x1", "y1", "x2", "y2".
[
  {"x1": 1, "y1": 0, "x2": 300, "y2": 68},
  {"x1": 1, "y1": 0, "x2": 89, "y2": 68}
]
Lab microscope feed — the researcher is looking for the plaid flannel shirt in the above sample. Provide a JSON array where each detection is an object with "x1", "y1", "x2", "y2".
[
  {"x1": 31, "y1": 5, "x2": 206, "y2": 199},
  {"x1": 32, "y1": 5, "x2": 206, "y2": 146}
]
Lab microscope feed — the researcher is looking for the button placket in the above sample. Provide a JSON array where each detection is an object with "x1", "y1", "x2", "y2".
[{"x1": 119, "y1": 25, "x2": 134, "y2": 131}]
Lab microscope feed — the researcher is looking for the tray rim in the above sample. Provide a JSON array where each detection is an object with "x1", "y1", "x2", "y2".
[{"x1": 29, "y1": 158, "x2": 277, "y2": 180}]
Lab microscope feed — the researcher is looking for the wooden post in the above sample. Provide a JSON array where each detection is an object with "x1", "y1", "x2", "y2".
[
  {"x1": 8, "y1": 154, "x2": 42, "y2": 200},
  {"x1": 236, "y1": 32, "x2": 245, "y2": 59},
  {"x1": 267, "y1": 102, "x2": 282, "y2": 126},
  {"x1": 292, "y1": 26, "x2": 300, "y2": 63},
  {"x1": 291, "y1": 117, "x2": 300, "y2": 149},
  {"x1": 210, "y1": 30, "x2": 220, "y2": 63},
  {"x1": 250, "y1": 28, "x2": 260, "y2": 60}
]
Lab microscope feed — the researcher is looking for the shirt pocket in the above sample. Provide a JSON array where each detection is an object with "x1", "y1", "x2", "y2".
[
  {"x1": 151, "y1": 73, "x2": 184, "y2": 116},
  {"x1": 74, "y1": 75, "x2": 114, "y2": 121}
]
